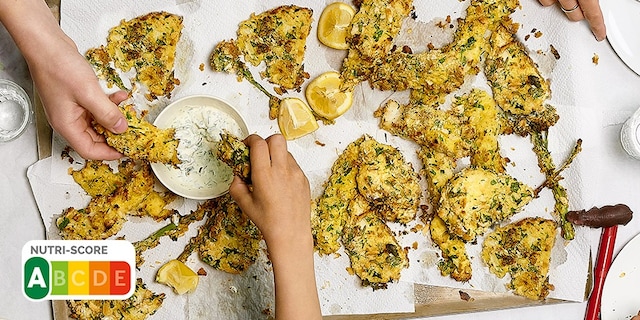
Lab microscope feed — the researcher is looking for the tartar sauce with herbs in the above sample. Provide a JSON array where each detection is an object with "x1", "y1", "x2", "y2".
[{"x1": 170, "y1": 105, "x2": 244, "y2": 191}]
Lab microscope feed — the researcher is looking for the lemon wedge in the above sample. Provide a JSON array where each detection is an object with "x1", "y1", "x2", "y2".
[
  {"x1": 278, "y1": 97, "x2": 319, "y2": 140},
  {"x1": 305, "y1": 71, "x2": 354, "y2": 121},
  {"x1": 156, "y1": 259, "x2": 199, "y2": 295},
  {"x1": 317, "y1": 2, "x2": 356, "y2": 50}
]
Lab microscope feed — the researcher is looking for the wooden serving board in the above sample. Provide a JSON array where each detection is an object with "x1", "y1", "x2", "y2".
[{"x1": 38, "y1": 0, "x2": 567, "y2": 318}]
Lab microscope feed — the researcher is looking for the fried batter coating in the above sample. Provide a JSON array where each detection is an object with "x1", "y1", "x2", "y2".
[
  {"x1": 216, "y1": 130, "x2": 250, "y2": 183},
  {"x1": 236, "y1": 5, "x2": 312, "y2": 91},
  {"x1": 312, "y1": 136, "x2": 364, "y2": 255},
  {"x1": 485, "y1": 21, "x2": 550, "y2": 116},
  {"x1": 197, "y1": 195, "x2": 262, "y2": 274},
  {"x1": 343, "y1": 210, "x2": 409, "y2": 290},
  {"x1": 69, "y1": 160, "x2": 135, "y2": 197},
  {"x1": 58, "y1": 163, "x2": 176, "y2": 240},
  {"x1": 340, "y1": 0, "x2": 414, "y2": 91},
  {"x1": 95, "y1": 104, "x2": 180, "y2": 166},
  {"x1": 417, "y1": 148, "x2": 456, "y2": 208},
  {"x1": 97, "y1": 11, "x2": 183, "y2": 100},
  {"x1": 430, "y1": 215, "x2": 472, "y2": 282},
  {"x1": 356, "y1": 138, "x2": 421, "y2": 224},
  {"x1": 67, "y1": 279, "x2": 164, "y2": 320},
  {"x1": 482, "y1": 217, "x2": 557, "y2": 300},
  {"x1": 437, "y1": 167, "x2": 534, "y2": 242}
]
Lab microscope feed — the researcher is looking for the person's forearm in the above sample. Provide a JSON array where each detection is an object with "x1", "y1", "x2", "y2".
[
  {"x1": 0, "y1": 0, "x2": 75, "y2": 65},
  {"x1": 269, "y1": 234, "x2": 322, "y2": 320}
]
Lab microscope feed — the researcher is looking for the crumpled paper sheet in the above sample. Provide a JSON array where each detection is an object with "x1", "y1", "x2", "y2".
[{"x1": 37, "y1": 0, "x2": 597, "y2": 318}]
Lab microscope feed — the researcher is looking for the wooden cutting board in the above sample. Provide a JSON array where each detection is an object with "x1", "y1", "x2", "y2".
[{"x1": 38, "y1": 0, "x2": 566, "y2": 318}]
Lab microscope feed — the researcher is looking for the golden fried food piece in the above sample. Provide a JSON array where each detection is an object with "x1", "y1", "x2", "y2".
[
  {"x1": 85, "y1": 46, "x2": 127, "y2": 91},
  {"x1": 87, "y1": 11, "x2": 183, "y2": 100},
  {"x1": 417, "y1": 148, "x2": 456, "y2": 208},
  {"x1": 340, "y1": 0, "x2": 413, "y2": 91},
  {"x1": 197, "y1": 195, "x2": 262, "y2": 274},
  {"x1": 236, "y1": 5, "x2": 312, "y2": 91},
  {"x1": 95, "y1": 104, "x2": 180, "y2": 166},
  {"x1": 356, "y1": 138, "x2": 421, "y2": 224},
  {"x1": 58, "y1": 163, "x2": 176, "y2": 240},
  {"x1": 437, "y1": 167, "x2": 534, "y2": 242},
  {"x1": 343, "y1": 210, "x2": 409, "y2": 290},
  {"x1": 374, "y1": 100, "x2": 470, "y2": 160},
  {"x1": 216, "y1": 131, "x2": 250, "y2": 183},
  {"x1": 457, "y1": 89, "x2": 507, "y2": 173},
  {"x1": 482, "y1": 217, "x2": 557, "y2": 300},
  {"x1": 69, "y1": 160, "x2": 135, "y2": 197},
  {"x1": 430, "y1": 215, "x2": 472, "y2": 282},
  {"x1": 312, "y1": 136, "x2": 363, "y2": 255},
  {"x1": 67, "y1": 279, "x2": 164, "y2": 320},
  {"x1": 485, "y1": 21, "x2": 550, "y2": 116}
]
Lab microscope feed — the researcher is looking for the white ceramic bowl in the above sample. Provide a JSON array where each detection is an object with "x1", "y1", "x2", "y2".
[
  {"x1": 0, "y1": 79, "x2": 32, "y2": 142},
  {"x1": 151, "y1": 95, "x2": 249, "y2": 200}
]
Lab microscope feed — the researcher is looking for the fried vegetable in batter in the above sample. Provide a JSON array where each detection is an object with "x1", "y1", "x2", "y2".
[
  {"x1": 95, "y1": 104, "x2": 180, "y2": 166},
  {"x1": 187, "y1": 195, "x2": 262, "y2": 274},
  {"x1": 482, "y1": 217, "x2": 557, "y2": 300},
  {"x1": 86, "y1": 11, "x2": 183, "y2": 100},
  {"x1": 312, "y1": 136, "x2": 363, "y2": 255},
  {"x1": 344, "y1": 209, "x2": 409, "y2": 290},
  {"x1": 437, "y1": 167, "x2": 534, "y2": 242},
  {"x1": 216, "y1": 130, "x2": 251, "y2": 183},
  {"x1": 236, "y1": 5, "x2": 313, "y2": 92},
  {"x1": 66, "y1": 279, "x2": 164, "y2": 320},
  {"x1": 58, "y1": 162, "x2": 176, "y2": 240},
  {"x1": 429, "y1": 215, "x2": 471, "y2": 282},
  {"x1": 69, "y1": 160, "x2": 136, "y2": 197}
]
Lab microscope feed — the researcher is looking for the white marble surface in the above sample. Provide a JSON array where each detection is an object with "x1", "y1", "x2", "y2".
[{"x1": 2, "y1": 2, "x2": 640, "y2": 320}]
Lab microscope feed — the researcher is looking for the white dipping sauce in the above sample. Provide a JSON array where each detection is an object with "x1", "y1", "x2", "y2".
[{"x1": 170, "y1": 105, "x2": 244, "y2": 190}]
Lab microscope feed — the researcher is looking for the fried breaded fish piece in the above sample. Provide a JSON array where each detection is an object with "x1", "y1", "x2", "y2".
[
  {"x1": 437, "y1": 167, "x2": 534, "y2": 242},
  {"x1": 87, "y1": 11, "x2": 183, "y2": 100},
  {"x1": 343, "y1": 208, "x2": 409, "y2": 290},
  {"x1": 312, "y1": 136, "x2": 363, "y2": 255},
  {"x1": 58, "y1": 163, "x2": 176, "y2": 240},
  {"x1": 67, "y1": 279, "x2": 164, "y2": 320},
  {"x1": 430, "y1": 215, "x2": 472, "y2": 282},
  {"x1": 95, "y1": 104, "x2": 180, "y2": 166},
  {"x1": 482, "y1": 217, "x2": 557, "y2": 300},
  {"x1": 216, "y1": 130, "x2": 250, "y2": 183},
  {"x1": 417, "y1": 148, "x2": 456, "y2": 208},
  {"x1": 485, "y1": 21, "x2": 550, "y2": 117},
  {"x1": 236, "y1": 5, "x2": 312, "y2": 92},
  {"x1": 356, "y1": 138, "x2": 421, "y2": 224},
  {"x1": 197, "y1": 194, "x2": 262, "y2": 274},
  {"x1": 69, "y1": 160, "x2": 136, "y2": 197}
]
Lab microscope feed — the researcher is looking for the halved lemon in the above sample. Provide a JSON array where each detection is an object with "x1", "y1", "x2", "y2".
[
  {"x1": 317, "y1": 2, "x2": 356, "y2": 50},
  {"x1": 305, "y1": 71, "x2": 354, "y2": 121},
  {"x1": 278, "y1": 97, "x2": 319, "y2": 140},
  {"x1": 156, "y1": 259, "x2": 199, "y2": 295}
]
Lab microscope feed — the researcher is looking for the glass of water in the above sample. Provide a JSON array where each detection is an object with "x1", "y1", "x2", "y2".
[{"x1": 0, "y1": 79, "x2": 32, "y2": 142}]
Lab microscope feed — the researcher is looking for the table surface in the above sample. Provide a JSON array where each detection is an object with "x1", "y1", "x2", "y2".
[{"x1": 2, "y1": 1, "x2": 640, "y2": 319}]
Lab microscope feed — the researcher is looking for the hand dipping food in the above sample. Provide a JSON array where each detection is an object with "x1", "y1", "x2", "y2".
[{"x1": 151, "y1": 95, "x2": 249, "y2": 199}]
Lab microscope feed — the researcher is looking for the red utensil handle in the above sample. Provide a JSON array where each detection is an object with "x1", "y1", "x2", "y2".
[{"x1": 585, "y1": 225, "x2": 618, "y2": 320}]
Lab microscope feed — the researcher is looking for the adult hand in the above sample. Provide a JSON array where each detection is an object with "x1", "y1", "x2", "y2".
[
  {"x1": 538, "y1": 0, "x2": 606, "y2": 41},
  {"x1": 229, "y1": 134, "x2": 322, "y2": 320},
  {"x1": 0, "y1": 0, "x2": 128, "y2": 160}
]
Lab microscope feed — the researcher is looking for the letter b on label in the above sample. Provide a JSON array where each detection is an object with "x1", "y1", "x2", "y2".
[{"x1": 24, "y1": 257, "x2": 50, "y2": 300}]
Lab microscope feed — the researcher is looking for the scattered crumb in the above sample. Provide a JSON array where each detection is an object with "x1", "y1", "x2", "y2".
[
  {"x1": 412, "y1": 241, "x2": 419, "y2": 250},
  {"x1": 229, "y1": 286, "x2": 238, "y2": 293},
  {"x1": 592, "y1": 53, "x2": 599, "y2": 65},
  {"x1": 199, "y1": 63, "x2": 205, "y2": 71},
  {"x1": 524, "y1": 34, "x2": 530, "y2": 41},
  {"x1": 315, "y1": 140, "x2": 326, "y2": 147},
  {"x1": 427, "y1": 43, "x2": 435, "y2": 50},
  {"x1": 550, "y1": 44, "x2": 561, "y2": 60},
  {"x1": 346, "y1": 267, "x2": 355, "y2": 275},
  {"x1": 534, "y1": 31, "x2": 543, "y2": 38},
  {"x1": 531, "y1": 28, "x2": 537, "y2": 33},
  {"x1": 197, "y1": 267, "x2": 207, "y2": 276},
  {"x1": 262, "y1": 308, "x2": 272, "y2": 316},
  {"x1": 619, "y1": 272, "x2": 626, "y2": 278},
  {"x1": 459, "y1": 290, "x2": 474, "y2": 302},
  {"x1": 61, "y1": 146, "x2": 74, "y2": 164}
]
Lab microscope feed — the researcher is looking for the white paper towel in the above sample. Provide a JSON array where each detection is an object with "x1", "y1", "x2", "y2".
[{"x1": 29, "y1": 0, "x2": 601, "y2": 318}]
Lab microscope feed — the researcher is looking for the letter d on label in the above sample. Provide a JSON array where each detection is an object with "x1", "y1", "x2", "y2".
[{"x1": 24, "y1": 257, "x2": 49, "y2": 300}]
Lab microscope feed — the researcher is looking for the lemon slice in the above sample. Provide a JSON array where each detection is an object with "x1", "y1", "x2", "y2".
[
  {"x1": 305, "y1": 71, "x2": 354, "y2": 121},
  {"x1": 317, "y1": 2, "x2": 356, "y2": 50},
  {"x1": 156, "y1": 259, "x2": 199, "y2": 295},
  {"x1": 278, "y1": 97, "x2": 319, "y2": 140}
]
